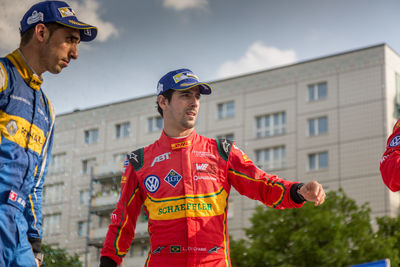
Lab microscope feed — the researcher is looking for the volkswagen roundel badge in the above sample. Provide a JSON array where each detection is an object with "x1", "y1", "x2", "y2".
[
  {"x1": 389, "y1": 135, "x2": 400, "y2": 148},
  {"x1": 144, "y1": 175, "x2": 160, "y2": 193}
]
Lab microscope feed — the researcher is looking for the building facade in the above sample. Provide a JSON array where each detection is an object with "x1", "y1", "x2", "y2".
[{"x1": 42, "y1": 44, "x2": 400, "y2": 266}]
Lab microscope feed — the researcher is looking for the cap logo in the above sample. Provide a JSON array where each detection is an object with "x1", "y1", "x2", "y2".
[
  {"x1": 27, "y1": 10, "x2": 44, "y2": 25},
  {"x1": 173, "y1": 72, "x2": 199, "y2": 83},
  {"x1": 84, "y1": 29, "x2": 92, "y2": 36},
  {"x1": 157, "y1": 83, "x2": 163, "y2": 94},
  {"x1": 58, "y1": 7, "x2": 75, "y2": 17}
]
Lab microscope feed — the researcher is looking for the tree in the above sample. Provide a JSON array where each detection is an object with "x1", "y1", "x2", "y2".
[
  {"x1": 230, "y1": 190, "x2": 399, "y2": 267},
  {"x1": 41, "y1": 244, "x2": 82, "y2": 267}
]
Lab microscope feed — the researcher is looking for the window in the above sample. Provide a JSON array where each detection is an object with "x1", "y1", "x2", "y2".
[
  {"x1": 217, "y1": 101, "x2": 235, "y2": 119},
  {"x1": 48, "y1": 153, "x2": 66, "y2": 174},
  {"x1": 79, "y1": 190, "x2": 90, "y2": 205},
  {"x1": 308, "y1": 151, "x2": 328, "y2": 171},
  {"x1": 77, "y1": 221, "x2": 88, "y2": 237},
  {"x1": 82, "y1": 158, "x2": 96, "y2": 174},
  {"x1": 84, "y1": 129, "x2": 98, "y2": 144},
  {"x1": 256, "y1": 112, "x2": 286, "y2": 138},
  {"x1": 308, "y1": 82, "x2": 327, "y2": 101},
  {"x1": 43, "y1": 214, "x2": 61, "y2": 236},
  {"x1": 255, "y1": 146, "x2": 286, "y2": 170},
  {"x1": 115, "y1": 122, "x2": 130, "y2": 139},
  {"x1": 308, "y1": 116, "x2": 328, "y2": 136},
  {"x1": 43, "y1": 183, "x2": 64, "y2": 204},
  {"x1": 148, "y1": 116, "x2": 163, "y2": 132},
  {"x1": 216, "y1": 133, "x2": 234, "y2": 141}
]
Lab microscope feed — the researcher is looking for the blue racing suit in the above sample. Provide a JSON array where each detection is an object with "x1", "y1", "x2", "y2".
[{"x1": 0, "y1": 49, "x2": 55, "y2": 267}]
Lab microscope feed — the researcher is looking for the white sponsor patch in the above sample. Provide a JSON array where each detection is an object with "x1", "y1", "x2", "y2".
[
  {"x1": 0, "y1": 62, "x2": 7, "y2": 90},
  {"x1": 27, "y1": 10, "x2": 44, "y2": 25},
  {"x1": 151, "y1": 152, "x2": 171, "y2": 167}
]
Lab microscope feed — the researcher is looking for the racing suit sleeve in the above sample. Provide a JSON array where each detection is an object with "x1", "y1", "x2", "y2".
[
  {"x1": 227, "y1": 143, "x2": 305, "y2": 209},
  {"x1": 380, "y1": 118, "x2": 400, "y2": 192},
  {"x1": 25, "y1": 126, "x2": 55, "y2": 253},
  {"x1": 100, "y1": 159, "x2": 144, "y2": 266}
]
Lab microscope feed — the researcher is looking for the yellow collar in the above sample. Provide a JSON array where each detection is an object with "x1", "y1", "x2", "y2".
[{"x1": 6, "y1": 49, "x2": 42, "y2": 91}]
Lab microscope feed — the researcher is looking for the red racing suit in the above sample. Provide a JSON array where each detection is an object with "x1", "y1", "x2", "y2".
[
  {"x1": 100, "y1": 131, "x2": 306, "y2": 266},
  {"x1": 380, "y1": 118, "x2": 400, "y2": 191}
]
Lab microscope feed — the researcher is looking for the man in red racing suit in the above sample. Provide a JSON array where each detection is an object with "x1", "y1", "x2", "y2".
[
  {"x1": 380, "y1": 118, "x2": 400, "y2": 191},
  {"x1": 100, "y1": 69, "x2": 326, "y2": 267}
]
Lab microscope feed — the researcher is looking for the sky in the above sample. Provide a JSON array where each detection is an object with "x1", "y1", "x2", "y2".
[{"x1": 1, "y1": 0, "x2": 400, "y2": 114}]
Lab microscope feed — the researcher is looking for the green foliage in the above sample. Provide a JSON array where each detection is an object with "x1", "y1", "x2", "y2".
[
  {"x1": 230, "y1": 190, "x2": 399, "y2": 267},
  {"x1": 41, "y1": 244, "x2": 82, "y2": 267}
]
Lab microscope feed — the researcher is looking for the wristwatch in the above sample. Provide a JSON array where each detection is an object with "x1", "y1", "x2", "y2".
[{"x1": 34, "y1": 253, "x2": 44, "y2": 266}]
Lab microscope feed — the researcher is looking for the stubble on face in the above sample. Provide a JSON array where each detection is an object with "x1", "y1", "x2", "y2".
[
  {"x1": 162, "y1": 87, "x2": 201, "y2": 136},
  {"x1": 40, "y1": 27, "x2": 79, "y2": 74}
]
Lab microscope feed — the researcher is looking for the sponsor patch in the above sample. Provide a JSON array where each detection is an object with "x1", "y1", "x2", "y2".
[
  {"x1": 152, "y1": 246, "x2": 166, "y2": 254},
  {"x1": 144, "y1": 175, "x2": 160, "y2": 193},
  {"x1": 151, "y1": 152, "x2": 171, "y2": 167},
  {"x1": 121, "y1": 176, "x2": 127, "y2": 184},
  {"x1": 6, "y1": 120, "x2": 18, "y2": 136},
  {"x1": 194, "y1": 163, "x2": 217, "y2": 174},
  {"x1": 58, "y1": 7, "x2": 75, "y2": 17},
  {"x1": 172, "y1": 72, "x2": 199, "y2": 83},
  {"x1": 27, "y1": 10, "x2": 44, "y2": 25},
  {"x1": 164, "y1": 169, "x2": 182, "y2": 188},
  {"x1": 128, "y1": 151, "x2": 139, "y2": 163},
  {"x1": 192, "y1": 151, "x2": 216, "y2": 159},
  {"x1": 395, "y1": 120, "x2": 400, "y2": 131},
  {"x1": 208, "y1": 246, "x2": 223, "y2": 253},
  {"x1": 389, "y1": 135, "x2": 400, "y2": 148},
  {"x1": 234, "y1": 144, "x2": 252, "y2": 163},
  {"x1": 0, "y1": 62, "x2": 7, "y2": 91},
  {"x1": 171, "y1": 140, "x2": 191, "y2": 150},
  {"x1": 170, "y1": 246, "x2": 181, "y2": 253},
  {"x1": 193, "y1": 175, "x2": 216, "y2": 182}
]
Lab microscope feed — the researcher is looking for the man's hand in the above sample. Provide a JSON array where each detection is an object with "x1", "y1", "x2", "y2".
[
  {"x1": 298, "y1": 181, "x2": 325, "y2": 206},
  {"x1": 35, "y1": 258, "x2": 40, "y2": 267}
]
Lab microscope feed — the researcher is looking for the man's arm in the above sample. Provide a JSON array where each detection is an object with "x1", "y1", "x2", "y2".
[
  {"x1": 24, "y1": 127, "x2": 54, "y2": 264},
  {"x1": 100, "y1": 158, "x2": 144, "y2": 266},
  {"x1": 380, "y1": 118, "x2": 400, "y2": 192},
  {"x1": 227, "y1": 142, "x2": 325, "y2": 208}
]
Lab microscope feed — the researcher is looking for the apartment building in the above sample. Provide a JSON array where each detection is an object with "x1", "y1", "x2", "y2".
[{"x1": 42, "y1": 44, "x2": 400, "y2": 266}]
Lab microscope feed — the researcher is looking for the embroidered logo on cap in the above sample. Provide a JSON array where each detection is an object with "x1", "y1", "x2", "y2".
[
  {"x1": 58, "y1": 7, "x2": 75, "y2": 17},
  {"x1": 164, "y1": 169, "x2": 182, "y2": 188},
  {"x1": 27, "y1": 10, "x2": 44, "y2": 25}
]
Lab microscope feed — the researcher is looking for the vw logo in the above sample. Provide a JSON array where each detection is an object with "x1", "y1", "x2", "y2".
[
  {"x1": 389, "y1": 135, "x2": 400, "y2": 148},
  {"x1": 144, "y1": 175, "x2": 160, "y2": 193}
]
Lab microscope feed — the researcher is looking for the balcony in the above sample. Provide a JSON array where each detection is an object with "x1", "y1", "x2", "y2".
[
  {"x1": 94, "y1": 162, "x2": 124, "y2": 181},
  {"x1": 90, "y1": 193, "x2": 119, "y2": 215},
  {"x1": 88, "y1": 222, "x2": 149, "y2": 248}
]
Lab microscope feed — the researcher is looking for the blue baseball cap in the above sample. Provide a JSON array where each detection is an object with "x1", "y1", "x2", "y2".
[
  {"x1": 20, "y1": 1, "x2": 97, "y2": 42},
  {"x1": 157, "y1": 68, "x2": 212, "y2": 96}
]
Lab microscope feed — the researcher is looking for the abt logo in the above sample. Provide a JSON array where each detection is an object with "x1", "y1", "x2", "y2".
[
  {"x1": 196, "y1": 163, "x2": 208, "y2": 171},
  {"x1": 151, "y1": 152, "x2": 171, "y2": 167}
]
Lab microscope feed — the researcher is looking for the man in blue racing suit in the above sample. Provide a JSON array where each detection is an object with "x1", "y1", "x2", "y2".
[{"x1": 0, "y1": 1, "x2": 97, "y2": 266}]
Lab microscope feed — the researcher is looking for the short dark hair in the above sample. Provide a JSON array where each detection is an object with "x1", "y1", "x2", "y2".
[
  {"x1": 157, "y1": 89, "x2": 174, "y2": 117},
  {"x1": 20, "y1": 22, "x2": 64, "y2": 47}
]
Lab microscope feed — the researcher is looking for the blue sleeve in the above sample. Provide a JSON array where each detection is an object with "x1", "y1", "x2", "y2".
[{"x1": 24, "y1": 124, "x2": 54, "y2": 253}]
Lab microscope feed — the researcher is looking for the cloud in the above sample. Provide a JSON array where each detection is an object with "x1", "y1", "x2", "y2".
[
  {"x1": 0, "y1": 0, "x2": 117, "y2": 53},
  {"x1": 163, "y1": 0, "x2": 208, "y2": 11},
  {"x1": 217, "y1": 42, "x2": 298, "y2": 79}
]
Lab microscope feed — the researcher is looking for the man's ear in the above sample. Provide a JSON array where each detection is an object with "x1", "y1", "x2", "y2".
[
  {"x1": 34, "y1": 23, "x2": 48, "y2": 43},
  {"x1": 158, "y1": 95, "x2": 167, "y2": 110}
]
